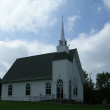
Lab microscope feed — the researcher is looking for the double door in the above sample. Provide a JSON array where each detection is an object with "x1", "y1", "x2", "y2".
[{"x1": 57, "y1": 85, "x2": 63, "y2": 99}]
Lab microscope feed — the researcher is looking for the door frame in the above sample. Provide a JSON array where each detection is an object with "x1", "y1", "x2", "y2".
[{"x1": 56, "y1": 79, "x2": 63, "y2": 99}]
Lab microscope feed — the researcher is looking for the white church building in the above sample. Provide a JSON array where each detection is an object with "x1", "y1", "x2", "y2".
[{"x1": 1, "y1": 19, "x2": 84, "y2": 102}]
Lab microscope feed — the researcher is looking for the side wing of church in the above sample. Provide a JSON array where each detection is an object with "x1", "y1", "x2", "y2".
[{"x1": 1, "y1": 19, "x2": 84, "y2": 102}]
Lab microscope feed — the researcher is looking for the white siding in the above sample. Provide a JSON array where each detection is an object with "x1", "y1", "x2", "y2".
[
  {"x1": 72, "y1": 55, "x2": 83, "y2": 102},
  {"x1": 52, "y1": 57, "x2": 83, "y2": 102},
  {"x1": 57, "y1": 45, "x2": 69, "y2": 53},
  {"x1": 52, "y1": 59, "x2": 68, "y2": 99},
  {"x1": 67, "y1": 60, "x2": 73, "y2": 99},
  {"x1": 1, "y1": 79, "x2": 52, "y2": 101}
]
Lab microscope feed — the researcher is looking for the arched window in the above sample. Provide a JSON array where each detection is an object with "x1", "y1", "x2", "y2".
[
  {"x1": 69, "y1": 80, "x2": 72, "y2": 99},
  {"x1": 8, "y1": 85, "x2": 12, "y2": 96},
  {"x1": 57, "y1": 79, "x2": 63, "y2": 85},
  {"x1": 46, "y1": 82, "x2": 51, "y2": 95},
  {"x1": 57, "y1": 79, "x2": 63, "y2": 99},
  {"x1": 73, "y1": 87, "x2": 78, "y2": 96},
  {"x1": 26, "y1": 83, "x2": 30, "y2": 95}
]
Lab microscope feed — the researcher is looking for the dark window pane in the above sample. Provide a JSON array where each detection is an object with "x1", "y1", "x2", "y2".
[
  {"x1": 46, "y1": 82, "x2": 51, "y2": 95},
  {"x1": 8, "y1": 91, "x2": 12, "y2": 96},
  {"x1": 26, "y1": 83, "x2": 30, "y2": 95},
  {"x1": 61, "y1": 93, "x2": 63, "y2": 98},
  {"x1": 26, "y1": 90, "x2": 30, "y2": 95},
  {"x1": 57, "y1": 79, "x2": 63, "y2": 99},
  {"x1": 8, "y1": 85, "x2": 12, "y2": 96}
]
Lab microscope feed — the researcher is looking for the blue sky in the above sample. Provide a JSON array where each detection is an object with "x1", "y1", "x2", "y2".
[{"x1": 0, "y1": 0, "x2": 110, "y2": 82}]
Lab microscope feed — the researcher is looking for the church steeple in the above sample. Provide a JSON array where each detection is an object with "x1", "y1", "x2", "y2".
[
  {"x1": 61, "y1": 16, "x2": 65, "y2": 40},
  {"x1": 57, "y1": 17, "x2": 69, "y2": 53}
]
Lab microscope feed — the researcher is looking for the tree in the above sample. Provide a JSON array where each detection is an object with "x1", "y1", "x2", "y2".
[
  {"x1": 96, "y1": 72, "x2": 110, "y2": 89},
  {"x1": 83, "y1": 71, "x2": 94, "y2": 104},
  {"x1": 96, "y1": 72, "x2": 110, "y2": 104},
  {"x1": 0, "y1": 78, "x2": 1, "y2": 98}
]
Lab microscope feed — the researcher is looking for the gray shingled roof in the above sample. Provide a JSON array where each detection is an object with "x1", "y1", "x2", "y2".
[{"x1": 2, "y1": 49, "x2": 76, "y2": 83}]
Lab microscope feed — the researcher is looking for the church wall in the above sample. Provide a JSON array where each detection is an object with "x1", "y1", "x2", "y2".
[
  {"x1": 64, "y1": 54, "x2": 83, "y2": 102},
  {"x1": 67, "y1": 60, "x2": 74, "y2": 99},
  {"x1": 1, "y1": 79, "x2": 52, "y2": 101},
  {"x1": 52, "y1": 58, "x2": 83, "y2": 101},
  {"x1": 52, "y1": 59, "x2": 68, "y2": 99},
  {"x1": 72, "y1": 55, "x2": 83, "y2": 102},
  {"x1": 1, "y1": 56, "x2": 83, "y2": 102}
]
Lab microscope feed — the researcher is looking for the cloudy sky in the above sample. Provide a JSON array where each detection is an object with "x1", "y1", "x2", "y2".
[{"x1": 0, "y1": 0, "x2": 110, "y2": 82}]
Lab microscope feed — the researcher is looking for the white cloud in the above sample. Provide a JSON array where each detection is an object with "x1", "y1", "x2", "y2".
[
  {"x1": 69, "y1": 22, "x2": 110, "y2": 81},
  {"x1": 0, "y1": 0, "x2": 65, "y2": 33},
  {"x1": 67, "y1": 15, "x2": 79, "y2": 32},
  {"x1": 103, "y1": 0, "x2": 110, "y2": 11},
  {"x1": 0, "y1": 40, "x2": 56, "y2": 78}
]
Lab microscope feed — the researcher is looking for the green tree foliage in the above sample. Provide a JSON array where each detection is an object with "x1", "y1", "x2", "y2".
[
  {"x1": 96, "y1": 72, "x2": 110, "y2": 89},
  {"x1": 83, "y1": 71, "x2": 94, "y2": 104},
  {"x1": 96, "y1": 72, "x2": 110, "y2": 103},
  {"x1": 0, "y1": 78, "x2": 1, "y2": 97}
]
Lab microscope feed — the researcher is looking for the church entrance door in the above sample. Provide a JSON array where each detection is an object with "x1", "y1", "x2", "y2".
[{"x1": 57, "y1": 79, "x2": 63, "y2": 99}]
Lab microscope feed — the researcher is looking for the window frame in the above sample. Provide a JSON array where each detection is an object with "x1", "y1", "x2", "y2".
[
  {"x1": 57, "y1": 79, "x2": 63, "y2": 99},
  {"x1": 26, "y1": 83, "x2": 31, "y2": 96},
  {"x1": 69, "y1": 80, "x2": 72, "y2": 99},
  {"x1": 46, "y1": 82, "x2": 51, "y2": 95},
  {"x1": 73, "y1": 87, "x2": 78, "y2": 96},
  {"x1": 8, "y1": 84, "x2": 12, "y2": 96}
]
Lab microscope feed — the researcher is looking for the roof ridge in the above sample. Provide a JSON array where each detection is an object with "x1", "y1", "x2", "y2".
[
  {"x1": 17, "y1": 51, "x2": 57, "y2": 60},
  {"x1": 17, "y1": 49, "x2": 77, "y2": 60}
]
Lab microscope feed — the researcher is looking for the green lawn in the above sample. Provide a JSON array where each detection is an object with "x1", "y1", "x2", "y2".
[{"x1": 0, "y1": 101, "x2": 109, "y2": 110}]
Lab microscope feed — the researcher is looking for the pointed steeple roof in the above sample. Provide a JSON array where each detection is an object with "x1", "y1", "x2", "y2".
[
  {"x1": 61, "y1": 16, "x2": 65, "y2": 40},
  {"x1": 57, "y1": 16, "x2": 69, "y2": 53}
]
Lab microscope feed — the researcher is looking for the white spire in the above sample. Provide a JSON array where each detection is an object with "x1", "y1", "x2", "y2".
[
  {"x1": 57, "y1": 16, "x2": 69, "y2": 53},
  {"x1": 61, "y1": 16, "x2": 65, "y2": 40}
]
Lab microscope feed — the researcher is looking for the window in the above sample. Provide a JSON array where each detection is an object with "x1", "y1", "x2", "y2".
[
  {"x1": 69, "y1": 80, "x2": 72, "y2": 99},
  {"x1": 46, "y1": 82, "x2": 51, "y2": 95},
  {"x1": 57, "y1": 79, "x2": 63, "y2": 85},
  {"x1": 26, "y1": 83, "x2": 30, "y2": 95},
  {"x1": 8, "y1": 85, "x2": 12, "y2": 96},
  {"x1": 73, "y1": 87, "x2": 78, "y2": 96},
  {"x1": 57, "y1": 79, "x2": 63, "y2": 99},
  {"x1": 60, "y1": 41, "x2": 63, "y2": 45}
]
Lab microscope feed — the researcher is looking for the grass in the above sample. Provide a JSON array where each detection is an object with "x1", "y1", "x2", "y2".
[{"x1": 0, "y1": 101, "x2": 109, "y2": 110}]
